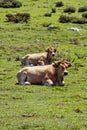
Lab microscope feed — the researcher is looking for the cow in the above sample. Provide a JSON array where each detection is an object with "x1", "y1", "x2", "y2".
[
  {"x1": 17, "y1": 59, "x2": 71, "y2": 86},
  {"x1": 21, "y1": 47, "x2": 56, "y2": 66}
]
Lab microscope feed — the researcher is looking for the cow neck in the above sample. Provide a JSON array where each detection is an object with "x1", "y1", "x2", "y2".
[
  {"x1": 54, "y1": 67, "x2": 60, "y2": 79},
  {"x1": 47, "y1": 52, "x2": 52, "y2": 64}
]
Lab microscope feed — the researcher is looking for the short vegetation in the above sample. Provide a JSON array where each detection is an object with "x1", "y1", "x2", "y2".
[
  {"x1": 72, "y1": 17, "x2": 87, "y2": 24},
  {"x1": 59, "y1": 15, "x2": 72, "y2": 23},
  {"x1": 0, "y1": 0, "x2": 87, "y2": 130},
  {"x1": 78, "y1": 6, "x2": 87, "y2": 12},
  {"x1": 51, "y1": 8, "x2": 56, "y2": 13},
  {"x1": 64, "y1": 7, "x2": 76, "y2": 13},
  {"x1": 44, "y1": 13, "x2": 52, "y2": 17},
  {"x1": 82, "y1": 12, "x2": 87, "y2": 18},
  {"x1": 55, "y1": 1, "x2": 64, "y2": 7},
  {"x1": 59, "y1": 15, "x2": 87, "y2": 24},
  {"x1": 0, "y1": 0, "x2": 22, "y2": 8},
  {"x1": 6, "y1": 13, "x2": 30, "y2": 23}
]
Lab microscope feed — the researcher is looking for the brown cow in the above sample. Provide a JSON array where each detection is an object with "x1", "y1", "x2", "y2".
[
  {"x1": 21, "y1": 47, "x2": 56, "y2": 66},
  {"x1": 17, "y1": 60, "x2": 71, "y2": 86}
]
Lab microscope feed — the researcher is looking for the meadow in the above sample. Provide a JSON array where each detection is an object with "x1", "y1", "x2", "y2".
[{"x1": 0, "y1": 0, "x2": 87, "y2": 129}]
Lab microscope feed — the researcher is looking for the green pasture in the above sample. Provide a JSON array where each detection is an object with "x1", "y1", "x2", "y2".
[{"x1": 0, "y1": 0, "x2": 87, "y2": 129}]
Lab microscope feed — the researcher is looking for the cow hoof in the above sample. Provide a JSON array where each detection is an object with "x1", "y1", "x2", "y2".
[
  {"x1": 44, "y1": 83, "x2": 53, "y2": 86},
  {"x1": 60, "y1": 83, "x2": 65, "y2": 86},
  {"x1": 25, "y1": 81, "x2": 31, "y2": 85},
  {"x1": 59, "y1": 81, "x2": 65, "y2": 86},
  {"x1": 19, "y1": 82, "x2": 25, "y2": 85},
  {"x1": 48, "y1": 84, "x2": 53, "y2": 87}
]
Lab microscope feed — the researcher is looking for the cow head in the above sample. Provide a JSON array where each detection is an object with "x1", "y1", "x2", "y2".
[
  {"x1": 53, "y1": 59, "x2": 71, "y2": 86},
  {"x1": 46, "y1": 47, "x2": 56, "y2": 57},
  {"x1": 46, "y1": 47, "x2": 56, "y2": 63}
]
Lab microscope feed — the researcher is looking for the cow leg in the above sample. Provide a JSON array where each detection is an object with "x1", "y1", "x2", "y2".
[
  {"x1": 21, "y1": 59, "x2": 24, "y2": 66},
  {"x1": 60, "y1": 77, "x2": 65, "y2": 86},
  {"x1": 25, "y1": 76, "x2": 31, "y2": 85},
  {"x1": 21, "y1": 58, "x2": 29, "y2": 66},
  {"x1": 38, "y1": 57, "x2": 45, "y2": 65},
  {"x1": 18, "y1": 72, "x2": 30, "y2": 85},
  {"x1": 42, "y1": 74, "x2": 54, "y2": 86},
  {"x1": 44, "y1": 79, "x2": 53, "y2": 86},
  {"x1": 42, "y1": 78, "x2": 53, "y2": 86},
  {"x1": 28, "y1": 59, "x2": 34, "y2": 66},
  {"x1": 25, "y1": 60, "x2": 30, "y2": 66},
  {"x1": 56, "y1": 81, "x2": 65, "y2": 86},
  {"x1": 38, "y1": 60, "x2": 45, "y2": 66},
  {"x1": 18, "y1": 72, "x2": 26, "y2": 85},
  {"x1": 57, "y1": 76, "x2": 65, "y2": 86}
]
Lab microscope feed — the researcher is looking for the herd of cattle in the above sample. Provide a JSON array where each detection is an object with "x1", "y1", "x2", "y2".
[{"x1": 17, "y1": 47, "x2": 71, "y2": 86}]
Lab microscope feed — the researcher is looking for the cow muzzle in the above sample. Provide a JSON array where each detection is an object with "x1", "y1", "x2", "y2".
[
  {"x1": 64, "y1": 71, "x2": 68, "y2": 76},
  {"x1": 52, "y1": 53, "x2": 55, "y2": 56}
]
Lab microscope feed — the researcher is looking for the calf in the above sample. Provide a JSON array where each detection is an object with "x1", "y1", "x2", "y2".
[
  {"x1": 21, "y1": 47, "x2": 56, "y2": 66},
  {"x1": 17, "y1": 60, "x2": 71, "y2": 86}
]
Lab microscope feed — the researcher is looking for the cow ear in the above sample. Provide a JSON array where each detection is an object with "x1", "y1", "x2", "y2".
[
  {"x1": 54, "y1": 48, "x2": 56, "y2": 52},
  {"x1": 46, "y1": 48, "x2": 49, "y2": 52},
  {"x1": 68, "y1": 62, "x2": 72, "y2": 67},
  {"x1": 64, "y1": 60, "x2": 72, "y2": 67}
]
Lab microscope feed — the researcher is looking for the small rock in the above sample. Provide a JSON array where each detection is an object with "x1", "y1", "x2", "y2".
[
  {"x1": 47, "y1": 25, "x2": 54, "y2": 30},
  {"x1": 74, "y1": 108, "x2": 83, "y2": 113},
  {"x1": 69, "y1": 27, "x2": 81, "y2": 32},
  {"x1": 22, "y1": 113, "x2": 34, "y2": 117}
]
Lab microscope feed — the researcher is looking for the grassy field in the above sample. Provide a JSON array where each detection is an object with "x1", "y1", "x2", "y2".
[{"x1": 0, "y1": 0, "x2": 87, "y2": 130}]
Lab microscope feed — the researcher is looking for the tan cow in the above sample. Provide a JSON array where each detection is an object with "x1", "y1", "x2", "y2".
[
  {"x1": 17, "y1": 60, "x2": 71, "y2": 86},
  {"x1": 21, "y1": 47, "x2": 56, "y2": 66}
]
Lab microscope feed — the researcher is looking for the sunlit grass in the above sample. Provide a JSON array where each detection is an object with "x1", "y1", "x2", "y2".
[{"x1": 0, "y1": 0, "x2": 87, "y2": 129}]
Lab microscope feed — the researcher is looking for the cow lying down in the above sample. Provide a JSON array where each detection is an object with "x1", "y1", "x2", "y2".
[
  {"x1": 17, "y1": 60, "x2": 71, "y2": 86},
  {"x1": 21, "y1": 47, "x2": 56, "y2": 66}
]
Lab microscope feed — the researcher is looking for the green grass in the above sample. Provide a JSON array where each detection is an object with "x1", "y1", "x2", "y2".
[{"x1": 0, "y1": 0, "x2": 87, "y2": 129}]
